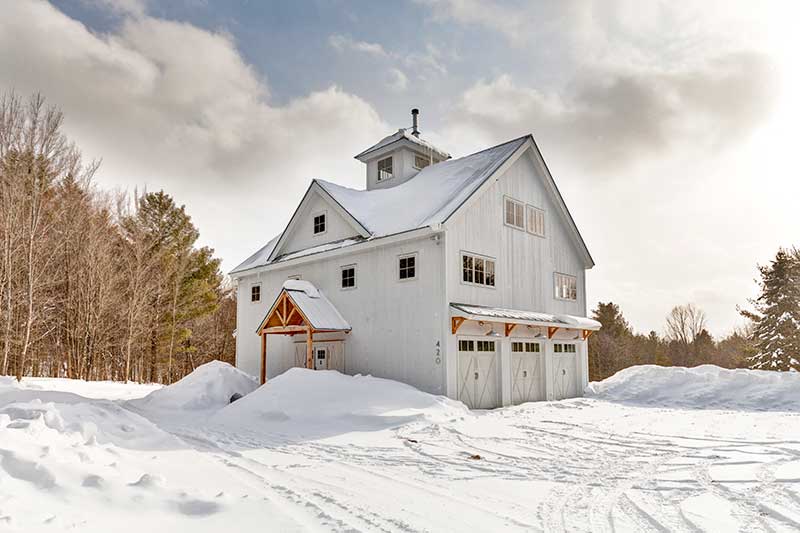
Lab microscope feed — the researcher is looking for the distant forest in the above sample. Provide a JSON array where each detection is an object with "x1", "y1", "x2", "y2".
[
  {"x1": 589, "y1": 247, "x2": 800, "y2": 380},
  {"x1": 0, "y1": 92, "x2": 235, "y2": 383}
]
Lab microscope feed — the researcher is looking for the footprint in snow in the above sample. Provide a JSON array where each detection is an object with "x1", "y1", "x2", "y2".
[{"x1": 128, "y1": 473, "x2": 165, "y2": 489}]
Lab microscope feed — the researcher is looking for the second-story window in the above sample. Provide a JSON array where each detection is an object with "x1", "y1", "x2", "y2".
[
  {"x1": 462, "y1": 252, "x2": 496, "y2": 287},
  {"x1": 377, "y1": 156, "x2": 393, "y2": 181},
  {"x1": 341, "y1": 265, "x2": 356, "y2": 289},
  {"x1": 526, "y1": 205, "x2": 545, "y2": 237},
  {"x1": 398, "y1": 253, "x2": 417, "y2": 280},
  {"x1": 251, "y1": 284, "x2": 261, "y2": 302},
  {"x1": 554, "y1": 273, "x2": 577, "y2": 301},
  {"x1": 313, "y1": 213, "x2": 326, "y2": 234},
  {"x1": 504, "y1": 197, "x2": 525, "y2": 230}
]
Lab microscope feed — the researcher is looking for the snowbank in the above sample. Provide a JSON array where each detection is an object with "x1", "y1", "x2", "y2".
[
  {"x1": 213, "y1": 368, "x2": 467, "y2": 434},
  {"x1": 586, "y1": 364, "x2": 800, "y2": 411},
  {"x1": 128, "y1": 361, "x2": 257, "y2": 412}
]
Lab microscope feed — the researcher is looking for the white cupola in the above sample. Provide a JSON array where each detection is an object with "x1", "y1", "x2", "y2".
[{"x1": 354, "y1": 109, "x2": 451, "y2": 191}]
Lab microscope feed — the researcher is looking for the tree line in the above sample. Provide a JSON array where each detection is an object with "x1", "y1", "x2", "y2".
[
  {"x1": 589, "y1": 247, "x2": 800, "y2": 380},
  {"x1": 0, "y1": 92, "x2": 235, "y2": 383}
]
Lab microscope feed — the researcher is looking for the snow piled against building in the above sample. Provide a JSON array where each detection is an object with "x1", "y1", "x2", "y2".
[
  {"x1": 128, "y1": 360, "x2": 258, "y2": 412},
  {"x1": 586, "y1": 364, "x2": 800, "y2": 411},
  {"x1": 213, "y1": 368, "x2": 468, "y2": 433}
]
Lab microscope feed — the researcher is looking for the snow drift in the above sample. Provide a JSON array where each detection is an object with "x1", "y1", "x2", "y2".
[
  {"x1": 586, "y1": 364, "x2": 800, "y2": 411},
  {"x1": 214, "y1": 368, "x2": 467, "y2": 434},
  {"x1": 129, "y1": 361, "x2": 258, "y2": 412}
]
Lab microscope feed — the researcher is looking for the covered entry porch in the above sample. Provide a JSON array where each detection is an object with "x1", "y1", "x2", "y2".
[
  {"x1": 449, "y1": 303, "x2": 601, "y2": 408},
  {"x1": 256, "y1": 280, "x2": 351, "y2": 384}
]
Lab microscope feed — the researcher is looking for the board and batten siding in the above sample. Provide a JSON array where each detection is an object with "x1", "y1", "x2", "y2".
[
  {"x1": 442, "y1": 148, "x2": 589, "y2": 400},
  {"x1": 279, "y1": 191, "x2": 360, "y2": 256},
  {"x1": 235, "y1": 233, "x2": 447, "y2": 394}
]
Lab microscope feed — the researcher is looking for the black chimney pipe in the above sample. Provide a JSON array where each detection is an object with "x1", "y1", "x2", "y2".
[{"x1": 411, "y1": 108, "x2": 419, "y2": 137}]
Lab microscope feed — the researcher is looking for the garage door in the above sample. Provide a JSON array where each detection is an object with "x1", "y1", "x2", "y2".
[
  {"x1": 553, "y1": 343, "x2": 578, "y2": 400},
  {"x1": 457, "y1": 339, "x2": 499, "y2": 409},
  {"x1": 511, "y1": 341, "x2": 545, "y2": 404}
]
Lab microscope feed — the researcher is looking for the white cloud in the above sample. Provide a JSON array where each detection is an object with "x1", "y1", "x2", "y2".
[
  {"x1": 328, "y1": 34, "x2": 387, "y2": 57},
  {"x1": 0, "y1": 0, "x2": 389, "y2": 272},
  {"x1": 386, "y1": 68, "x2": 408, "y2": 92}
]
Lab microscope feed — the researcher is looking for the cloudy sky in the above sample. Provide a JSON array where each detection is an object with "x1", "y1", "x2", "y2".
[{"x1": 1, "y1": 0, "x2": 797, "y2": 336}]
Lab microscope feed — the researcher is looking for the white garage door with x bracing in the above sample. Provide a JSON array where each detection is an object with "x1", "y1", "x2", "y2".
[
  {"x1": 511, "y1": 341, "x2": 545, "y2": 404},
  {"x1": 553, "y1": 343, "x2": 578, "y2": 400},
  {"x1": 457, "y1": 339, "x2": 499, "y2": 409}
]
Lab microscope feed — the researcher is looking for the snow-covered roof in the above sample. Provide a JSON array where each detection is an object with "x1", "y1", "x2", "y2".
[
  {"x1": 319, "y1": 136, "x2": 526, "y2": 236},
  {"x1": 354, "y1": 128, "x2": 450, "y2": 161},
  {"x1": 231, "y1": 136, "x2": 527, "y2": 274},
  {"x1": 281, "y1": 280, "x2": 351, "y2": 332},
  {"x1": 450, "y1": 303, "x2": 601, "y2": 330}
]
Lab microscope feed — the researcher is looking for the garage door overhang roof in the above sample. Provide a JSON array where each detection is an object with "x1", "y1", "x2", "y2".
[{"x1": 450, "y1": 303, "x2": 601, "y2": 332}]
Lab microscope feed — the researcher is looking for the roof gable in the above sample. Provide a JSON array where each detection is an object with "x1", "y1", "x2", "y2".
[{"x1": 354, "y1": 129, "x2": 450, "y2": 161}]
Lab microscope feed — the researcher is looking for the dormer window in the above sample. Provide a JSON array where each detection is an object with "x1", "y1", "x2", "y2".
[
  {"x1": 313, "y1": 213, "x2": 326, "y2": 234},
  {"x1": 377, "y1": 156, "x2": 393, "y2": 181},
  {"x1": 414, "y1": 153, "x2": 431, "y2": 170}
]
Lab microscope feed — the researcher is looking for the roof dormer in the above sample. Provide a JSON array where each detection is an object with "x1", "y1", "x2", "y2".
[{"x1": 355, "y1": 109, "x2": 451, "y2": 191}]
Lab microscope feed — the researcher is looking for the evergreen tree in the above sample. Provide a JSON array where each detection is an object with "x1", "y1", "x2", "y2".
[
  {"x1": 588, "y1": 302, "x2": 633, "y2": 380},
  {"x1": 741, "y1": 247, "x2": 800, "y2": 371}
]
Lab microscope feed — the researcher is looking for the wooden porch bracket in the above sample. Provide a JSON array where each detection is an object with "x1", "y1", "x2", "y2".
[
  {"x1": 451, "y1": 316, "x2": 466, "y2": 334},
  {"x1": 306, "y1": 326, "x2": 313, "y2": 369},
  {"x1": 582, "y1": 330, "x2": 594, "y2": 341},
  {"x1": 547, "y1": 326, "x2": 559, "y2": 339},
  {"x1": 260, "y1": 332, "x2": 267, "y2": 385},
  {"x1": 505, "y1": 323, "x2": 517, "y2": 337}
]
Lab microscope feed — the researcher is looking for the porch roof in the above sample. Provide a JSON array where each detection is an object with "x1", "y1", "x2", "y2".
[
  {"x1": 256, "y1": 280, "x2": 351, "y2": 334},
  {"x1": 450, "y1": 303, "x2": 601, "y2": 331}
]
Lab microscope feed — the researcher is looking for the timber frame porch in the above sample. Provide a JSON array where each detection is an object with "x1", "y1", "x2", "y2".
[{"x1": 256, "y1": 283, "x2": 351, "y2": 384}]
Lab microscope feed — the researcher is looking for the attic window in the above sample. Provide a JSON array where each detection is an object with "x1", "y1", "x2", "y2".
[
  {"x1": 377, "y1": 157, "x2": 393, "y2": 181},
  {"x1": 414, "y1": 153, "x2": 431, "y2": 170},
  {"x1": 526, "y1": 205, "x2": 545, "y2": 237},
  {"x1": 313, "y1": 213, "x2": 326, "y2": 234},
  {"x1": 504, "y1": 197, "x2": 525, "y2": 230}
]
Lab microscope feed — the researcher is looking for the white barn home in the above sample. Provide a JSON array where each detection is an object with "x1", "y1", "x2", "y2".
[{"x1": 231, "y1": 110, "x2": 600, "y2": 408}]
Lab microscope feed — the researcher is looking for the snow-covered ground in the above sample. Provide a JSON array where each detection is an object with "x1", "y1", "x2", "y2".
[{"x1": 1, "y1": 364, "x2": 799, "y2": 532}]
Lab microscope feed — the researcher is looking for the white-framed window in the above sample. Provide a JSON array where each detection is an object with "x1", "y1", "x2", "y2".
[
  {"x1": 504, "y1": 196, "x2": 525, "y2": 230},
  {"x1": 398, "y1": 253, "x2": 417, "y2": 281},
  {"x1": 526, "y1": 205, "x2": 545, "y2": 237},
  {"x1": 477, "y1": 340, "x2": 495, "y2": 352},
  {"x1": 554, "y1": 343, "x2": 577, "y2": 354},
  {"x1": 340, "y1": 264, "x2": 356, "y2": 289},
  {"x1": 554, "y1": 272, "x2": 577, "y2": 301},
  {"x1": 414, "y1": 153, "x2": 431, "y2": 170},
  {"x1": 250, "y1": 283, "x2": 261, "y2": 303},
  {"x1": 377, "y1": 156, "x2": 393, "y2": 181},
  {"x1": 459, "y1": 339, "x2": 475, "y2": 351},
  {"x1": 513, "y1": 341, "x2": 541, "y2": 352},
  {"x1": 461, "y1": 252, "x2": 496, "y2": 287},
  {"x1": 313, "y1": 212, "x2": 326, "y2": 235}
]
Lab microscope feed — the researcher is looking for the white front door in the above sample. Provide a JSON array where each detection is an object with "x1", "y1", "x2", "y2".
[
  {"x1": 553, "y1": 343, "x2": 578, "y2": 400},
  {"x1": 511, "y1": 341, "x2": 545, "y2": 404},
  {"x1": 315, "y1": 347, "x2": 328, "y2": 370},
  {"x1": 457, "y1": 339, "x2": 499, "y2": 409}
]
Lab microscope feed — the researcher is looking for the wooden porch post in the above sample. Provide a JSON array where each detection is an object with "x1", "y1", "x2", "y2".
[
  {"x1": 306, "y1": 326, "x2": 314, "y2": 369},
  {"x1": 260, "y1": 331, "x2": 267, "y2": 384}
]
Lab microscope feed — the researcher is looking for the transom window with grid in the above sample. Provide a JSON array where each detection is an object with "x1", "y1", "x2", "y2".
[
  {"x1": 504, "y1": 197, "x2": 525, "y2": 230},
  {"x1": 377, "y1": 157, "x2": 393, "y2": 181},
  {"x1": 340, "y1": 265, "x2": 356, "y2": 289},
  {"x1": 526, "y1": 205, "x2": 545, "y2": 237},
  {"x1": 554, "y1": 343, "x2": 577, "y2": 354},
  {"x1": 398, "y1": 253, "x2": 417, "y2": 280},
  {"x1": 313, "y1": 213, "x2": 326, "y2": 234},
  {"x1": 476, "y1": 340, "x2": 495, "y2": 352},
  {"x1": 459, "y1": 340, "x2": 474, "y2": 351},
  {"x1": 554, "y1": 272, "x2": 577, "y2": 301},
  {"x1": 462, "y1": 253, "x2": 495, "y2": 287},
  {"x1": 512, "y1": 342, "x2": 540, "y2": 352}
]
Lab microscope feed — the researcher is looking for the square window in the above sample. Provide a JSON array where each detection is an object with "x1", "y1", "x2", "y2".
[
  {"x1": 377, "y1": 157, "x2": 393, "y2": 181},
  {"x1": 250, "y1": 284, "x2": 260, "y2": 303},
  {"x1": 398, "y1": 254, "x2": 417, "y2": 280},
  {"x1": 341, "y1": 266, "x2": 356, "y2": 289},
  {"x1": 554, "y1": 273, "x2": 577, "y2": 301},
  {"x1": 461, "y1": 252, "x2": 495, "y2": 288},
  {"x1": 313, "y1": 213, "x2": 326, "y2": 234},
  {"x1": 414, "y1": 154, "x2": 431, "y2": 170}
]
